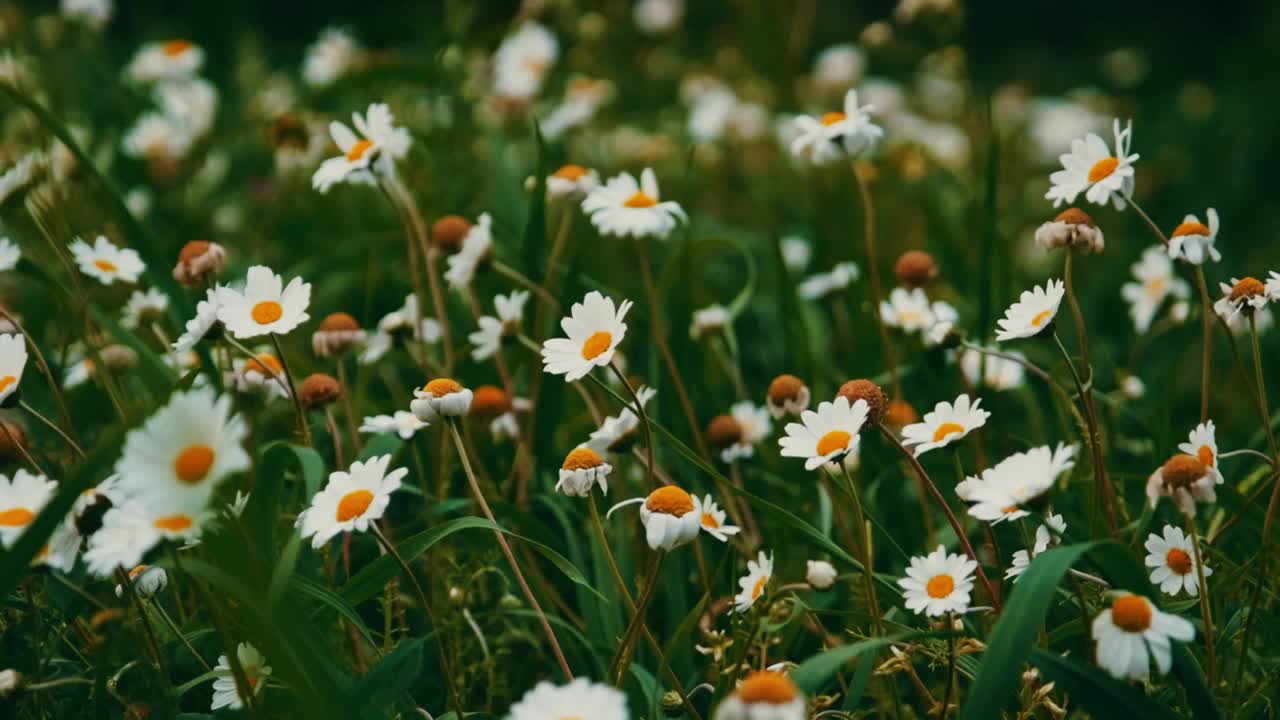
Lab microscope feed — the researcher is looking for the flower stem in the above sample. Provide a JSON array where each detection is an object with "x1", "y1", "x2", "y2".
[
  {"x1": 840, "y1": 463, "x2": 883, "y2": 628},
  {"x1": 608, "y1": 549, "x2": 665, "y2": 686},
  {"x1": 491, "y1": 259, "x2": 561, "y2": 312},
  {"x1": 1185, "y1": 513, "x2": 1216, "y2": 685},
  {"x1": 608, "y1": 360, "x2": 656, "y2": 490},
  {"x1": 270, "y1": 333, "x2": 312, "y2": 446},
  {"x1": 1051, "y1": 321, "x2": 1118, "y2": 536},
  {"x1": 0, "y1": 307, "x2": 77, "y2": 447},
  {"x1": 382, "y1": 175, "x2": 454, "y2": 371},
  {"x1": 853, "y1": 163, "x2": 900, "y2": 399}
]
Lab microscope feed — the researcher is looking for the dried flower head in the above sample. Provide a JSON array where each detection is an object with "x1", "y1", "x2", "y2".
[
  {"x1": 312, "y1": 311, "x2": 367, "y2": 358},
  {"x1": 299, "y1": 373, "x2": 341, "y2": 408},
  {"x1": 837, "y1": 379, "x2": 887, "y2": 426},
  {"x1": 99, "y1": 344, "x2": 138, "y2": 372},
  {"x1": 431, "y1": 215, "x2": 472, "y2": 253},
  {"x1": 766, "y1": 373, "x2": 810, "y2": 419},
  {"x1": 0, "y1": 420, "x2": 28, "y2": 460},
  {"x1": 706, "y1": 414, "x2": 744, "y2": 448},
  {"x1": 172, "y1": 240, "x2": 227, "y2": 287},
  {"x1": 894, "y1": 250, "x2": 938, "y2": 289},
  {"x1": 1035, "y1": 207, "x2": 1105, "y2": 253}
]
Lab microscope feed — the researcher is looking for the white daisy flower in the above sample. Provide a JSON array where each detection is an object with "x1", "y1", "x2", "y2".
[
  {"x1": 689, "y1": 304, "x2": 731, "y2": 341},
  {"x1": 154, "y1": 78, "x2": 218, "y2": 138},
  {"x1": 115, "y1": 564, "x2": 168, "y2": 599},
  {"x1": 0, "y1": 333, "x2": 28, "y2": 406},
  {"x1": 958, "y1": 346, "x2": 1026, "y2": 392},
  {"x1": 410, "y1": 378, "x2": 473, "y2": 422},
  {"x1": 995, "y1": 279, "x2": 1064, "y2": 341},
  {"x1": 227, "y1": 352, "x2": 289, "y2": 399},
  {"x1": 955, "y1": 444, "x2": 1076, "y2": 524},
  {"x1": 0, "y1": 470, "x2": 56, "y2": 547},
  {"x1": 879, "y1": 286, "x2": 951, "y2": 334},
  {"x1": 507, "y1": 677, "x2": 628, "y2": 720},
  {"x1": 581, "y1": 168, "x2": 687, "y2": 240},
  {"x1": 61, "y1": 0, "x2": 113, "y2": 27},
  {"x1": 1006, "y1": 514, "x2": 1067, "y2": 582},
  {"x1": 899, "y1": 545, "x2": 977, "y2": 617},
  {"x1": 492, "y1": 22, "x2": 559, "y2": 102},
  {"x1": 541, "y1": 77, "x2": 615, "y2": 140},
  {"x1": 713, "y1": 671, "x2": 806, "y2": 720},
  {"x1": 797, "y1": 261, "x2": 859, "y2": 301},
  {"x1": 789, "y1": 88, "x2": 883, "y2": 166},
  {"x1": 0, "y1": 154, "x2": 40, "y2": 205},
  {"x1": 586, "y1": 386, "x2": 656, "y2": 454},
  {"x1": 359, "y1": 411, "x2": 426, "y2": 439},
  {"x1": 546, "y1": 164, "x2": 600, "y2": 200},
  {"x1": 70, "y1": 236, "x2": 145, "y2": 285},
  {"x1": 303, "y1": 27, "x2": 360, "y2": 88},
  {"x1": 468, "y1": 290, "x2": 529, "y2": 362},
  {"x1": 125, "y1": 40, "x2": 204, "y2": 84},
  {"x1": 633, "y1": 0, "x2": 685, "y2": 35},
  {"x1": 34, "y1": 519, "x2": 80, "y2": 573},
  {"x1": 444, "y1": 213, "x2": 493, "y2": 289},
  {"x1": 1214, "y1": 277, "x2": 1271, "y2": 325},
  {"x1": 1144, "y1": 525, "x2": 1211, "y2": 597},
  {"x1": 609, "y1": 486, "x2": 703, "y2": 551},
  {"x1": 721, "y1": 401, "x2": 772, "y2": 462},
  {"x1": 556, "y1": 447, "x2": 612, "y2": 497},
  {"x1": 172, "y1": 288, "x2": 222, "y2": 353},
  {"x1": 1091, "y1": 593, "x2": 1194, "y2": 681},
  {"x1": 113, "y1": 387, "x2": 250, "y2": 507},
  {"x1": 1121, "y1": 246, "x2": 1190, "y2": 333},
  {"x1": 311, "y1": 103, "x2": 411, "y2": 193},
  {"x1": 1178, "y1": 420, "x2": 1223, "y2": 484},
  {"x1": 780, "y1": 236, "x2": 812, "y2": 273},
  {"x1": 1267, "y1": 270, "x2": 1280, "y2": 301},
  {"x1": 122, "y1": 288, "x2": 170, "y2": 330},
  {"x1": 813, "y1": 43, "x2": 865, "y2": 95},
  {"x1": 296, "y1": 454, "x2": 405, "y2": 549},
  {"x1": 900, "y1": 394, "x2": 990, "y2": 457},
  {"x1": 360, "y1": 294, "x2": 442, "y2": 365},
  {"x1": 1167, "y1": 209, "x2": 1221, "y2": 265},
  {"x1": 699, "y1": 494, "x2": 741, "y2": 542},
  {"x1": 806, "y1": 559, "x2": 838, "y2": 589},
  {"x1": 210, "y1": 643, "x2": 271, "y2": 711},
  {"x1": 122, "y1": 112, "x2": 195, "y2": 163},
  {"x1": 0, "y1": 237, "x2": 20, "y2": 270},
  {"x1": 215, "y1": 265, "x2": 311, "y2": 339},
  {"x1": 734, "y1": 551, "x2": 774, "y2": 612},
  {"x1": 1145, "y1": 454, "x2": 1219, "y2": 516},
  {"x1": 84, "y1": 496, "x2": 210, "y2": 577},
  {"x1": 541, "y1": 291, "x2": 632, "y2": 382},
  {"x1": 1046, "y1": 118, "x2": 1138, "y2": 210},
  {"x1": 778, "y1": 396, "x2": 869, "y2": 471}
]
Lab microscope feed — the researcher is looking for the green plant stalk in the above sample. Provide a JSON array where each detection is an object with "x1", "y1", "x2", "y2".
[
  {"x1": 852, "y1": 162, "x2": 900, "y2": 399},
  {"x1": 840, "y1": 462, "x2": 883, "y2": 626},
  {"x1": 382, "y1": 174, "x2": 454, "y2": 372},
  {"x1": 0, "y1": 307, "x2": 77, "y2": 447},
  {"x1": 608, "y1": 360, "x2": 656, "y2": 491},
  {"x1": 608, "y1": 549, "x2": 665, "y2": 686},
  {"x1": 270, "y1": 333, "x2": 312, "y2": 446},
  {"x1": 1051, "y1": 325, "x2": 1118, "y2": 536},
  {"x1": 1185, "y1": 513, "x2": 1216, "y2": 685},
  {"x1": 20, "y1": 399, "x2": 85, "y2": 459}
]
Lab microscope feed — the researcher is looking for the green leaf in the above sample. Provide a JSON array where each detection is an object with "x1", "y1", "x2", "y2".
[
  {"x1": 1029, "y1": 648, "x2": 1177, "y2": 720},
  {"x1": 357, "y1": 433, "x2": 403, "y2": 464},
  {"x1": 87, "y1": 304, "x2": 176, "y2": 395},
  {"x1": 791, "y1": 632, "x2": 919, "y2": 696},
  {"x1": 245, "y1": 442, "x2": 325, "y2": 554},
  {"x1": 350, "y1": 638, "x2": 425, "y2": 720}
]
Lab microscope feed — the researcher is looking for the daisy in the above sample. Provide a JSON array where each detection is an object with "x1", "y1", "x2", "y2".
[
  {"x1": 546, "y1": 164, "x2": 600, "y2": 201},
  {"x1": 556, "y1": 447, "x2": 612, "y2": 497},
  {"x1": 609, "y1": 485, "x2": 703, "y2": 551},
  {"x1": 1214, "y1": 276, "x2": 1270, "y2": 324},
  {"x1": 410, "y1": 378, "x2": 473, "y2": 422},
  {"x1": 789, "y1": 88, "x2": 883, "y2": 166},
  {"x1": 311, "y1": 103, "x2": 411, "y2": 193},
  {"x1": 634, "y1": 0, "x2": 684, "y2": 34},
  {"x1": 689, "y1": 304, "x2": 730, "y2": 340},
  {"x1": 581, "y1": 168, "x2": 687, "y2": 240},
  {"x1": 61, "y1": 0, "x2": 113, "y2": 28},
  {"x1": 115, "y1": 564, "x2": 167, "y2": 599},
  {"x1": 360, "y1": 294, "x2": 442, "y2": 365},
  {"x1": 0, "y1": 154, "x2": 40, "y2": 205},
  {"x1": 699, "y1": 495, "x2": 741, "y2": 542},
  {"x1": 211, "y1": 643, "x2": 271, "y2": 711},
  {"x1": 359, "y1": 411, "x2": 426, "y2": 439},
  {"x1": 0, "y1": 470, "x2": 56, "y2": 547},
  {"x1": 1034, "y1": 207, "x2": 1105, "y2": 254},
  {"x1": 302, "y1": 27, "x2": 360, "y2": 88},
  {"x1": 1145, "y1": 454, "x2": 1217, "y2": 516},
  {"x1": 1167, "y1": 209, "x2": 1221, "y2": 265},
  {"x1": 899, "y1": 545, "x2": 977, "y2": 617},
  {"x1": 113, "y1": 387, "x2": 250, "y2": 507},
  {"x1": 0, "y1": 237, "x2": 20, "y2": 270},
  {"x1": 70, "y1": 236, "x2": 145, "y2": 285},
  {"x1": 734, "y1": 551, "x2": 774, "y2": 612},
  {"x1": 1178, "y1": 421, "x2": 1224, "y2": 485},
  {"x1": 541, "y1": 291, "x2": 632, "y2": 381},
  {"x1": 469, "y1": 290, "x2": 529, "y2": 361},
  {"x1": 1046, "y1": 118, "x2": 1138, "y2": 210},
  {"x1": 507, "y1": 678, "x2": 628, "y2": 720},
  {"x1": 900, "y1": 394, "x2": 990, "y2": 457},
  {"x1": 216, "y1": 265, "x2": 311, "y2": 339},
  {"x1": 586, "y1": 386, "x2": 656, "y2": 453},
  {"x1": 84, "y1": 495, "x2": 210, "y2": 577},
  {"x1": 444, "y1": 213, "x2": 493, "y2": 289},
  {"x1": 780, "y1": 236, "x2": 812, "y2": 273},
  {"x1": 1267, "y1": 270, "x2": 1280, "y2": 301},
  {"x1": 122, "y1": 288, "x2": 170, "y2": 330},
  {"x1": 122, "y1": 112, "x2": 195, "y2": 163},
  {"x1": 1121, "y1": 246, "x2": 1190, "y2": 333},
  {"x1": 541, "y1": 77, "x2": 615, "y2": 140},
  {"x1": 311, "y1": 312, "x2": 367, "y2": 358},
  {"x1": 492, "y1": 22, "x2": 559, "y2": 102},
  {"x1": 778, "y1": 395, "x2": 870, "y2": 471},
  {"x1": 995, "y1": 279, "x2": 1064, "y2": 341},
  {"x1": 958, "y1": 346, "x2": 1026, "y2": 392},
  {"x1": 955, "y1": 444, "x2": 1077, "y2": 523},
  {"x1": 1144, "y1": 525, "x2": 1211, "y2": 597},
  {"x1": 879, "y1": 286, "x2": 952, "y2": 334},
  {"x1": 766, "y1": 374, "x2": 810, "y2": 419},
  {"x1": 1091, "y1": 593, "x2": 1194, "y2": 681},
  {"x1": 296, "y1": 454, "x2": 405, "y2": 549},
  {"x1": 806, "y1": 559, "x2": 838, "y2": 589},
  {"x1": 797, "y1": 261, "x2": 860, "y2": 301},
  {"x1": 34, "y1": 520, "x2": 80, "y2": 573},
  {"x1": 813, "y1": 43, "x2": 865, "y2": 95},
  {"x1": 125, "y1": 40, "x2": 204, "y2": 84},
  {"x1": 1006, "y1": 514, "x2": 1067, "y2": 582},
  {"x1": 721, "y1": 401, "x2": 772, "y2": 462},
  {"x1": 0, "y1": 333, "x2": 28, "y2": 406},
  {"x1": 228, "y1": 352, "x2": 290, "y2": 399},
  {"x1": 714, "y1": 670, "x2": 806, "y2": 720},
  {"x1": 155, "y1": 78, "x2": 218, "y2": 137}
]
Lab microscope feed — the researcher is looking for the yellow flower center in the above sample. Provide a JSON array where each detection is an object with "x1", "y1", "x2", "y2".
[
  {"x1": 153, "y1": 514, "x2": 193, "y2": 532},
  {"x1": 932, "y1": 422, "x2": 965, "y2": 443},
  {"x1": 424, "y1": 378, "x2": 463, "y2": 396},
  {"x1": 701, "y1": 512, "x2": 720, "y2": 529},
  {"x1": 926, "y1": 573, "x2": 954, "y2": 599},
  {"x1": 821, "y1": 111, "x2": 847, "y2": 126},
  {"x1": 646, "y1": 486, "x2": 695, "y2": 517},
  {"x1": 751, "y1": 574, "x2": 767, "y2": 599},
  {"x1": 737, "y1": 670, "x2": 799, "y2": 703},
  {"x1": 336, "y1": 489, "x2": 375, "y2": 522},
  {"x1": 1087, "y1": 156, "x2": 1120, "y2": 183},
  {"x1": 562, "y1": 447, "x2": 604, "y2": 471},
  {"x1": 816, "y1": 430, "x2": 852, "y2": 457},
  {"x1": 553, "y1": 164, "x2": 588, "y2": 180},
  {"x1": 0, "y1": 375, "x2": 16, "y2": 393},
  {"x1": 1166, "y1": 548, "x2": 1193, "y2": 575},
  {"x1": 163, "y1": 39, "x2": 192, "y2": 56},
  {"x1": 1001, "y1": 505, "x2": 1020, "y2": 515},
  {"x1": 580, "y1": 331, "x2": 613, "y2": 360},
  {"x1": 623, "y1": 191, "x2": 658, "y2": 208},
  {"x1": 345, "y1": 138, "x2": 374, "y2": 162},
  {"x1": 251, "y1": 300, "x2": 284, "y2": 325},
  {"x1": 94, "y1": 259, "x2": 118, "y2": 273},
  {"x1": 129, "y1": 564, "x2": 149, "y2": 579},
  {"x1": 1145, "y1": 276, "x2": 1166, "y2": 299},
  {"x1": 0, "y1": 507, "x2": 34, "y2": 527},
  {"x1": 1172, "y1": 221, "x2": 1210, "y2": 238},
  {"x1": 1030, "y1": 309, "x2": 1053, "y2": 328},
  {"x1": 173, "y1": 445, "x2": 215, "y2": 485},
  {"x1": 1111, "y1": 595, "x2": 1152, "y2": 632},
  {"x1": 1197, "y1": 445, "x2": 1214, "y2": 467},
  {"x1": 245, "y1": 354, "x2": 283, "y2": 376}
]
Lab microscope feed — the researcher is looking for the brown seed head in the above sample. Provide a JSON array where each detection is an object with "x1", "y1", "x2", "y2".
[
  {"x1": 894, "y1": 250, "x2": 938, "y2": 289},
  {"x1": 1231, "y1": 277, "x2": 1265, "y2": 302},
  {"x1": 1054, "y1": 207, "x2": 1096, "y2": 227},
  {"x1": 767, "y1": 374, "x2": 806, "y2": 405},
  {"x1": 837, "y1": 379, "x2": 887, "y2": 426},
  {"x1": 1161, "y1": 454, "x2": 1208, "y2": 489},
  {"x1": 299, "y1": 373, "x2": 341, "y2": 408},
  {"x1": 706, "y1": 414, "x2": 744, "y2": 448},
  {"x1": 884, "y1": 399, "x2": 918, "y2": 427},
  {"x1": 320, "y1": 312, "x2": 360, "y2": 332},
  {"x1": 0, "y1": 420, "x2": 28, "y2": 459},
  {"x1": 432, "y1": 215, "x2": 472, "y2": 253},
  {"x1": 470, "y1": 385, "x2": 512, "y2": 418},
  {"x1": 173, "y1": 240, "x2": 227, "y2": 287}
]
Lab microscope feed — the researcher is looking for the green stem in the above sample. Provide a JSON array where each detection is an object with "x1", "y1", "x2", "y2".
[
  {"x1": 608, "y1": 549, "x2": 664, "y2": 686},
  {"x1": 1051, "y1": 324, "x2": 1118, "y2": 536}
]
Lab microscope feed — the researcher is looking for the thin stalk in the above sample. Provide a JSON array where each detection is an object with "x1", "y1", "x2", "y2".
[
  {"x1": 852, "y1": 164, "x2": 899, "y2": 399},
  {"x1": 153, "y1": 602, "x2": 213, "y2": 673},
  {"x1": 324, "y1": 406, "x2": 345, "y2": 470},
  {"x1": 0, "y1": 307, "x2": 76, "y2": 445},
  {"x1": 959, "y1": 341, "x2": 1054, "y2": 385},
  {"x1": 941, "y1": 620, "x2": 958, "y2": 719},
  {"x1": 491, "y1": 259, "x2": 561, "y2": 312},
  {"x1": 336, "y1": 357, "x2": 362, "y2": 453},
  {"x1": 608, "y1": 549, "x2": 665, "y2": 686},
  {"x1": 608, "y1": 360, "x2": 655, "y2": 490},
  {"x1": 270, "y1": 333, "x2": 312, "y2": 446},
  {"x1": 1185, "y1": 513, "x2": 1215, "y2": 685},
  {"x1": 115, "y1": 567, "x2": 168, "y2": 684},
  {"x1": 0, "y1": 418, "x2": 47, "y2": 475},
  {"x1": 382, "y1": 175, "x2": 454, "y2": 371},
  {"x1": 1051, "y1": 328, "x2": 1118, "y2": 536},
  {"x1": 840, "y1": 463, "x2": 883, "y2": 626}
]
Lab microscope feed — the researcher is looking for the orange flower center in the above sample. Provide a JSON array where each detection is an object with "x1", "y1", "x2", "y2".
[
  {"x1": 1197, "y1": 445, "x2": 1214, "y2": 467},
  {"x1": 553, "y1": 164, "x2": 588, "y2": 180},
  {"x1": 737, "y1": 670, "x2": 799, "y2": 704},
  {"x1": 153, "y1": 514, "x2": 193, "y2": 532},
  {"x1": 0, "y1": 376, "x2": 15, "y2": 393},
  {"x1": 932, "y1": 422, "x2": 965, "y2": 443},
  {"x1": 129, "y1": 564, "x2": 149, "y2": 579},
  {"x1": 245, "y1": 354, "x2": 283, "y2": 376},
  {"x1": 1172, "y1": 221, "x2": 1211, "y2": 238},
  {"x1": 701, "y1": 512, "x2": 720, "y2": 529},
  {"x1": 1166, "y1": 548, "x2": 1193, "y2": 575},
  {"x1": 251, "y1": 300, "x2": 284, "y2": 325},
  {"x1": 926, "y1": 573, "x2": 954, "y2": 599},
  {"x1": 816, "y1": 430, "x2": 852, "y2": 457},
  {"x1": 336, "y1": 489, "x2": 375, "y2": 522},
  {"x1": 1111, "y1": 594, "x2": 1152, "y2": 632},
  {"x1": 0, "y1": 507, "x2": 34, "y2": 527},
  {"x1": 1087, "y1": 156, "x2": 1120, "y2": 183},
  {"x1": 345, "y1": 138, "x2": 374, "y2": 162},
  {"x1": 94, "y1": 259, "x2": 118, "y2": 273},
  {"x1": 163, "y1": 39, "x2": 192, "y2": 56},
  {"x1": 1144, "y1": 277, "x2": 1166, "y2": 299},
  {"x1": 562, "y1": 447, "x2": 604, "y2": 471},
  {"x1": 623, "y1": 191, "x2": 658, "y2": 208},
  {"x1": 751, "y1": 574, "x2": 767, "y2": 599},
  {"x1": 1031, "y1": 309, "x2": 1053, "y2": 328},
  {"x1": 424, "y1": 378, "x2": 463, "y2": 396},
  {"x1": 580, "y1": 331, "x2": 613, "y2": 360},
  {"x1": 173, "y1": 445, "x2": 215, "y2": 485},
  {"x1": 646, "y1": 486, "x2": 695, "y2": 517},
  {"x1": 821, "y1": 111, "x2": 848, "y2": 126}
]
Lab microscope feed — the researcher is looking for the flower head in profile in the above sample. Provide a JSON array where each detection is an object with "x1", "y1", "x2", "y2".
[
  {"x1": 1035, "y1": 207, "x2": 1105, "y2": 254},
  {"x1": 1145, "y1": 453, "x2": 1218, "y2": 516},
  {"x1": 879, "y1": 286, "x2": 954, "y2": 334},
  {"x1": 360, "y1": 411, "x2": 426, "y2": 439},
  {"x1": 806, "y1": 559, "x2": 838, "y2": 589},
  {"x1": 228, "y1": 352, "x2": 289, "y2": 400},
  {"x1": 609, "y1": 485, "x2": 702, "y2": 551},
  {"x1": 216, "y1": 266, "x2": 311, "y2": 339},
  {"x1": 778, "y1": 395, "x2": 869, "y2": 471},
  {"x1": 900, "y1": 394, "x2": 990, "y2": 457},
  {"x1": 586, "y1": 386, "x2": 656, "y2": 454},
  {"x1": 469, "y1": 290, "x2": 529, "y2": 362},
  {"x1": 0, "y1": 334, "x2": 28, "y2": 406},
  {"x1": 507, "y1": 677, "x2": 628, "y2": 720},
  {"x1": 1006, "y1": 514, "x2": 1066, "y2": 582},
  {"x1": 1091, "y1": 593, "x2": 1193, "y2": 680},
  {"x1": 1144, "y1": 525, "x2": 1211, "y2": 597},
  {"x1": 714, "y1": 670, "x2": 805, "y2": 720},
  {"x1": 956, "y1": 444, "x2": 1076, "y2": 523},
  {"x1": 699, "y1": 494, "x2": 740, "y2": 542},
  {"x1": 899, "y1": 545, "x2": 977, "y2": 617},
  {"x1": 790, "y1": 88, "x2": 883, "y2": 166},
  {"x1": 211, "y1": 643, "x2": 271, "y2": 711},
  {"x1": 1046, "y1": 118, "x2": 1138, "y2": 210},
  {"x1": 995, "y1": 279, "x2": 1064, "y2": 341},
  {"x1": 0, "y1": 470, "x2": 55, "y2": 548},
  {"x1": 1167, "y1": 208, "x2": 1221, "y2": 265},
  {"x1": 303, "y1": 27, "x2": 361, "y2": 88},
  {"x1": 556, "y1": 446, "x2": 612, "y2": 497},
  {"x1": 444, "y1": 213, "x2": 494, "y2": 289},
  {"x1": 125, "y1": 39, "x2": 204, "y2": 83},
  {"x1": 733, "y1": 551, "x2": 774, "y2": 612},
  {"x1": 1214, "y1": 276, "x2": 1270, "y2": 324},
  {"x1": 296, "y1": 454, "x2": 404, "y2": 549},
  {"x1": 713, "y1": 401, "x2": 772, "y2": 462},
  {"x1": 1178, "y1": 420, "x2": 1223, "y2": 485},
  {"x1": 581, "y1": 168, "x2": 687, "y2": 240},
  {"x1": 541, "y1": 291, "x2": 632, "y2": 381},
  {"x1": 1121, "y1": 246, "x2": 1190, "y2": 333},
  {"x1": 410, "y1": 378, "x2": 473, "y2": 422},
  {"x1": 115, "y1": 564, "x2": 168, "y2": 599},
  {"x1": 122, "y1": 288, "x2": 170, "y2": 330},
  {"x1": 766, "y1": 374, "x2": 810, "y2": 419},
  {"x1": 798, "y1": 261, "x2": 860, "y2": 300},
  {"x1": 172, "y1": 287, "x2": 221, "y2": 353},
  {"x1": 492, "y1": 22, "x2": 559, "y2": 102},
  {"x1": 311, "y1": 103, "x2": 411, "y2": 193},
  {"x1": 546, "y1": 164, "x2": 600, "y2": 201},
  {"x1": 70, "y1": 235, "x2": 145, "y2": 285}
]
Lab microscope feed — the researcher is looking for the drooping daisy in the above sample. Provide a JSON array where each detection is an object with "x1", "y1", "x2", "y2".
[
  {"x1": 609, "y1": 485, "x2": 702, "y2": 551},
  {"x1": 216, "y1": 265, "x2": 311, "y2": 339},
  {"x1": 1145, "y1": 454, "x2": 1217, "y2": 516},
  {"x1": 1034, "y1": 207, "x2": 1105, "y2": 254},
  {"x1": 1178, "y1": 421, "x2": 1224, "y2": 485},
  {"x1": 689, "y1": 304, "x2": 730, "y2": 341},
  {"x1": 778, "y1": 395, "x2": 870, "y2": 471},
  {"x1": 311, "y1": 312, "x2": 366, "y2": 358},
  {"x1": 113, "y1": 387, "x2": 250, "y2": 507},
  {"x1": 125, "y1": 40, "x2": 204, "y2": 84},
  {"x1": 789, "y1": 88, "x2": 883, "y2": 166},
  {"x1": 900, "y1": 394, "x2": 990, "y2": 457},
  {"x1": 586, "y1": 386, "x2": 656, "y2": 454},
  {"x1": 507, "y1": 677, "x2": 628, "y2": 720},
  {"x1": 302, "y1": 27, "x2": 361, "y2": 88},
  {"x1": 541, "y1": 291, "x2": 632, "y2": 381},
  {"x1": 359, "y1": 411, "x2": 427, "y2": 439},
  {"x1": 955, "y1": 444, "x2": 1076, "y2": 523},
  {"x1": 797, "y1": 261, "x2": 860, "y2": 301},
  {"x1": 714, "y1": 670, "x2": 805, "y2": 720},
  {"x1": 115, "y1": 564, "x2": 168, "y2": 599},
  {"x1": 0, "y1": 333, "x2": 28, "y2": 406},
  {"x1": 1167, "y1": 209, "x2": 1221, "y2": 265},
  {"x1": 995, "y1": 279, "x2": 1064, "y2": 341},
  {"x1": 0, "y1": 470, "x2": 56, "y2": 547},
  {"x1": 806, "y1": 559, "x2": 838, "y2": 589},
  {"x1": 1006, "y1": 514, "x2": 1067, "y2": 582},
  {"x1": 227, "y1": 352, "x2": 289, "y2": 399},
  {"x1": 546, "y1": 164, "x2": 600, "y2": 200},
  {"x1": 879, "y1": 286, "x2": 951, "y2": 334},
  {"x1": 734, "y1": 551, "x2": 774, "y2": 612},
  {"x1": 469, "y1": 290, "x2": 529, "y2": 361},
  {"x1": 296, "y1": 454, "x2": 405, "y2": 549},
  {"x1": 410, "y1": 378, "x2": 473, "y2": 422},
  {"x1": 699, "y1": 495, "x2": 741, "y2": 542},
  {"x1": 899, "y1": 545, "x2": 977, "y2": 617},
  {"x1": 1144, "y1": 525, "x2": 1211, "y2": 597},
  {"x1": 556, "y1": 447, "x2": 612, "y2": 497},
  {"x1": 0, "y1": 237, "x2": 20, "y2": 270},
  {"x1": 1214, "y1": 276, "x2": 1270, "y2": 324},
  {"x1": 581, "y1": 168, "x2": 687, "y2": 240},
  {"x1": 1121, "y1": 246, "x2": 1190, "y2": 333},
  {"x1": 122, "y1": 287, "x2": 170, "y2": 330},
  {"x1": 311, "y1": 103, "x2": 411, "y2": 193},
  {"x1": 444, "y1": 213, "x2": 494, "y2": 289},
  {"x1": 765, "y1": 374, "x2": 810, "y2": 419},
  {"x1": 122, "y1": 112, "x2": 195, "y2": 164},
  {"x1": 719, "y1": 401, "x2": 772, "y2": 462},
  {"x1": 1046, "y1": 118, "x2": 1138, "y2": 210},
  {"x1": 958, "y1": 346, "x2": 1027, "y2": 392},
  {"x1": 70, "y1": 235, "x2": 145, "y2": 285},
  {"x1": 1091, "y1": 593, "x2": 1194, "y2": 681},
  {"x1": 211, "y1": 643, "x2": 271, "y2": 711}
]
